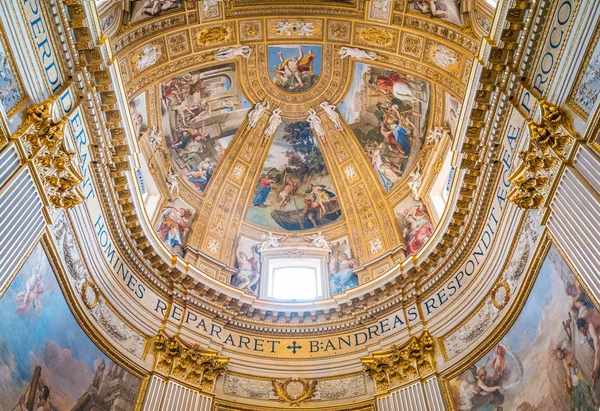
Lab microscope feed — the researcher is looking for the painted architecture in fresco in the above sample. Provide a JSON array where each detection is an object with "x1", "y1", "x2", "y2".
[
  {"x1": 268, "y1": 45, "x2": 322, "y2": 92},
  {"x1": 338, "y1": 63, "x2": 431, "y2": 192},
  {"x1": 155, "y1": 199, "x2": 195, "y2": 256},
  {"x1": 328, "y1": 237, "x2": 359, "y2": 295},
  {"x1": 393, "y1": 197, "x2": 435, "y2": 256},
  {"x1": 161, "y1": 63, "x2": 251, "y2": 193},
  {"x1": 409, "y1": 0, "x2": 463, "y2": 26},
  {"x1": 245, "y1": 121, "x2": 342, "y2": 231},
  {"x1": 450, "y1": 246, "x2": 600, "y2": 410},
  {"x1": 0, "y1": 244, "x2": 141, "y2": 411},
  {"x1": 129, "y1": 0, "x2": 182, "y2": 23}
]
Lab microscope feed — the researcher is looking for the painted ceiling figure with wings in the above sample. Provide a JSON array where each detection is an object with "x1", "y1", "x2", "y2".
[{"x1": 457, "y1": 342, "x2": 524, "y2": 411}]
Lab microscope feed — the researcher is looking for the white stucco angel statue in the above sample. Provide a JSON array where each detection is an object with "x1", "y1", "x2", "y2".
[
  {"x1": 426, "y1": 126, "x2": 444, "y2": 146},
  {"x1": 408, "y1": 165, "x2": 422, "y2": 201},
  {"x1": 308, "y1": 232, "x2": 330, "y2": 251},
  {"x1": 339, "y1": 47, "x2": 377, "y2": 61},
  {"x1": 247, "y1": 101, "x2": 269, "y2": 130},
  {"x1": 260, "y1": 232, "x2": 283, "y2": 251},
  {"x1": 320, "y1": 101, "x2": 343, "y2": 130},
  {"x1": 214, "y1": 46, "x2": 252, "y2": 61},
  {"x1": 166, "y1": 166, "x2": 180, "y2": 198},
  {"x1": 146, "y1": 125, "x2": 162, "y2": 151},
  {"x1": 307, "y1": 108, "x2": 325, "y2": 139},
  {"x1": 264, "y1": 108, "x2": 283, "y2": 139}
]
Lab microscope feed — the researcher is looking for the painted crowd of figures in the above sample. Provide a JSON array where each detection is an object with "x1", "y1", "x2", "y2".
[
  {"x1": 245, "y1": 121, "x2": 342, "y2": 232},
  {"x1": 339, "y1": 63, "x2": 430, "y2": 193},
  {"x1": 160, "y1": 63, "x2": 249, "y2": 194}
]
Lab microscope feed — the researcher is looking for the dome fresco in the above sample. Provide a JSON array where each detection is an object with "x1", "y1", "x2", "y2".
[{"x1": 2, "y1": 0, "x2": 597, "y2": 409}]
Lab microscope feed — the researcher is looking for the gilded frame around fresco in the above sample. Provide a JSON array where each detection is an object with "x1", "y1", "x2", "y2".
[{"x1": 439, "y1": 229, "x2": 600, "y2": 410}]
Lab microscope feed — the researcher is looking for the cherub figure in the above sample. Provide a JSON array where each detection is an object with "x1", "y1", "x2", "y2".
[{"x1": 14, "y1": 260, "x2": 45, "y2": 315}]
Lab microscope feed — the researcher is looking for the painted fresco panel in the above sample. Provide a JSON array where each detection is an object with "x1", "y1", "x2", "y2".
[
  {"x1": 232, "y1": 236, "x2": 261, "y2": 295},
  {"x1": 155, "y1": 198, "x2": 195, "y2": 256},
  {"x1": 329, "y1": 237, "x2": 358, "y2": 295},
  {"x1": 338, "y1": 63, "x2": 431, "y2": 192},
  {"x1": 409, "y1": 0, "x2": 463, "y2": 26},
  {"x1": 130, "y1": 0, "x2": 182, "y2": 23},
  {"x1": 160, "y1": 63, "x2": 251, "y2": 193},
  {"x1": 267, "y1": 45, "x2": 322, "y2": 92},
  {"x1": 393, "y1": 197, "x2": 434, "y2": 256},
  {"x1": 245, "y1": 121, "x2": 342, "y2": 231},
  {"x1": 449, "y1": 246, "x2": 600, "y2": 410},
  {"x1": 0, "y1": 244, "x2": 142, "y2": 410}
]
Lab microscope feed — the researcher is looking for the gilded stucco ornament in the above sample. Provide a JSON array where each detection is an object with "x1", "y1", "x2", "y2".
[
  {"x1": 362, "y1": 330, "x2": 436, "y2": 393},
  {"x1": 490, "y1": 280, "x2": 511, "y2": 310},
  {"x1": 272, "y1": 378, "x2": 318, "y2": 405},
  {"x1": 12, "y1": 101, "x2": 84, "y2": 210},
  {"x1": 152, "y1": 331, "x2": 229, "y2": 392},
  {"x1": 508, "y1": 101, "x2": 576, "y2": 210}
]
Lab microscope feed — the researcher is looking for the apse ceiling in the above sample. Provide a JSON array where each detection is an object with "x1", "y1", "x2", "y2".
[{"x1": 103, "y1": 0, "x2": 493, "y2": 305}]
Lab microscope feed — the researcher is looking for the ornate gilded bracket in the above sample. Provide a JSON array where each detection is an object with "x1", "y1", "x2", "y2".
[
  {"x1": 508, "y1": 101, "x2": 577, "y2": 210},
  {"x1": 12, "y1": 101, "x2": 84, "y2": 210},
  {"x1": 153, "y1": 330, "x2": 229, "y2": 392},
  {"x1": 272, "y1": 378, "x2": 318, "y2": 405},
  {"x1": 361, "y1": 330, "x2": 435, "y2": 393}
]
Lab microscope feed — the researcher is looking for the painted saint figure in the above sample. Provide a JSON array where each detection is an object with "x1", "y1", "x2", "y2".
[
  {"x1": 157, "y1": 207, "x2": 192, "y2": 248},
  {"x1": 272, "y1": 46, "x2": 318, "y2": 91},
  {"x1": 186, "y1": 157, "x2": 212, "y2": 191},
  {"x1": 234, "y1": 245, "x2": 260, "y2": 294},
  {"x1": 402, "y1": 203, "x2": 434, "y2": 255},
  {"x1": 252, "y1": 174, "x2": 276, "y2": 207},
  {"x1": 329, "y1": 253, "x2": 359, "y2": 295},
  {"x1": 19, "y1": 376, "x2": 52, "y2": 411}
]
